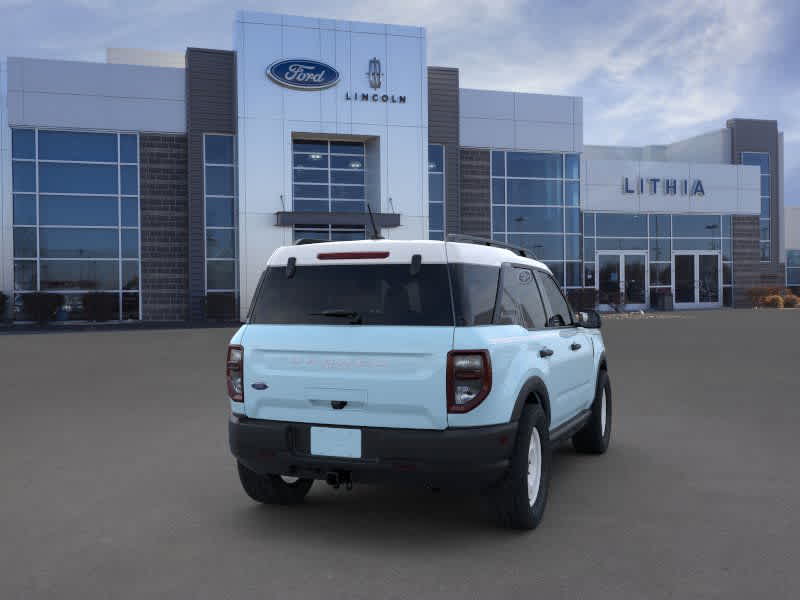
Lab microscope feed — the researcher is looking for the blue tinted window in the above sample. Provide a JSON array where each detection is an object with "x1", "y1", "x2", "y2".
[
  {"x1": 122, "y1": 229, "x2": 139, "y2": 258},
  {"x1": 13, "y1": 194, "x2": 36, "y2": 225},
  {"x1": 330, "y1": 141, "x2": 364, "y2": 155},
  {"x1": 40, "y1": 260, "x2": 119, "y2": 291},
  {"x1": 332, "y1": 170, "x2": 364, "y2": 185},
  {"x1": 40, "y1": 195, "x2": 118, "y2": 226},
  {"x1": 721, "y1": 215, "x2": 732, "y2": 237},
  {"x1": 12, "y1": 161, "x2": 36, "y2": 192},
  {"x1": 331, "y1": 156, "x2": 363, "y2": 169},
  {"x1": 121, "y1": 198, "x2": 139, "y2": 227},
  {"x1": 39, "y1": 163, "x2": 118, "y2": 194},
  {"x1": 761, "y1": 197, "x2": 770, "y2": 218},
  {"x1": 38, "y1": 131, "x2": 117, "y2": 162},
  {"x1": 492, "y1": 179, "x2": 505, "y2": 205},
  {"x1": 207, "y1": 229, "x2": 236, "y2": 258},
  {"x1": 673, "y1": 214, "x2": 721, "y2": 237},
  {"x1": 789, "y1": 269, "x2": 800, "y2": 285},
  {"x1": 506, "y1": 206, "x2": 563, "y2": 233},
  {"x1": 566, "y1": 262, "x2": 582, "y2": 287},
  {"x1": 205, "y1": 135, "x2": 234, "y2": 164},
  {"x1": 492, "y1": 207, "x2": 505, "y2": 232},
  {"x1": 545, "y1": 262, "x2": 564, "y2": 287},
  {"x1": 596, "y1": 238, "x2": 647, "y2": 251},
  {"x1": 293, "y1": 140, "x2": 328, "y2": 154},
  {"x1": 429, "y1": 203, "x2": 444, "y2": 231},
  {"x1": 565, "y1": 208, "x2": 580, "y2": 233},
  {"x1": 428, "y1": 144, "x2": 444, "y2": 172},
  {"x1": 583, "y1": 213, "x2": 595, "y2": 236},
  {"x1": 583, "y1": 238, "x2": 595, "y2": 262},
  {"x1": 294, "y1": 184, "x2": 328, "y2": 200},
  {"x1": 207, "y1": 260, "x2": 236, "y2": 290},
  {"x1": 760, "y1": 242, "x2": 770, "y2": 261},
  {"x1": 649, "y1": 214, "x2": 671, "y2": 237},
  {"x1": 294, "y1": 169, "x2": 328, "y2": 184},
  {"x1": 39, "y1": 228, "x2": 118, "y2": 258},
  {"x1": 331, "y1": 201, "x2": 366, "y2": 212},
  {"x1": 491, "y1": 151, "x2": 505, "y2": 177},
  {"x1": 120, "y1": 135, "x2": 138, "y2": 163},
  {"x1": 741, "y1": 152, "x2": 769, "y2": 174},
  {"x1": 565, "y1": 235, "x2": 580, "y2": 260},
  {"x1": 565, "y1": 154, "x2": 580, "y2": 179},
  {"x1": 787, "y1": 250, "x2": 800, "y2": 268},
  {"x1": 13, "y1": 227, "x2": 37, "y2": 258},
  {"x1": 722, "y1": 238, "x2": 732, "y2": 261},
  {"x1": 294, "y1": 153, "x2": 328, "y2": 168},
  {"x1": 507, "y1": 180, "x2": 562, "y2": 205},
  {"x1": 121, "y1": 165, "x2": 138, "y2": 195},
  {"x1": 759, "y1": 220, "x2": 770, "y2": 240},
  {"x1": 595, "y1": 213, "x2": 647, "y2": 237},
  {"x1": 122, "y1": 261, "x2": 139, "y2": 290},
  {"x1": 429, "y1": 173, "x2": 444, "y2": 204},
  {"x1": 565, "y1": 181, "x2": 579, "y2": 206},
  {"x1": 331, "y1": 185, "x2": 364, "y2": 200},
  {"x1": 206, "y1": 197, "x2": 234, "y2": 227},
  {"x1": 508, "y1": 234, "x2": 564, "y2": 260},
  {"x1": 294, "y1": 199, "x2": 328, "y2": 212},
  {"x1": 14, "y1": 261, "x2": 37, "y2": 291},
  {"x1": 649, "y1": 238, "x2": 671, "y2": 261},
  {"x1": 673, "y1": 238, "x2": 721, "y2": 251},
  {"x1": 206, "y1": 166, "x2": 235, "y2": 195},
  {"x1": 760, "y1": 175, "x2": 770, "y2": 196},
  {"x1": 507, "y1": 152, "x2": 562, "y2": 178},
  {"x1": 12, "y1": 129, "x2": 35, "y2": 159}
]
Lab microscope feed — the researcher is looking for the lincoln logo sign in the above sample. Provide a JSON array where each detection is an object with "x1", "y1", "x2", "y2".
[
  {"x1": 623, "y1": 177, "x2": 705, "y2": 196},
  {"x1": 266, "y1": 59, "x2": 340, "y2": 90}
]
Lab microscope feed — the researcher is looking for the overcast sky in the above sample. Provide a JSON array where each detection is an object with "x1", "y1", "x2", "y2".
[{"x1": 2, "y1": 0, "x2": 798, "y2": 205}]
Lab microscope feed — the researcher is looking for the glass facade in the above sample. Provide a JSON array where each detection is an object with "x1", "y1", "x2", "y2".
[
  {"x1": 204, "y1": 134, "x2": 238, "y2": 303},
  {"x1": 491, "y1": 150, "x2": 581, "y2": 288},
  {"x1": 11, "y1": 128, "x2": 141, "y2": 320},
  {"x1": 291, "y1": 139, "x2": 366, "y2": 241},
  {"x1": 428, "y1": 144, "x2": 444, "y2": 240},
  {"x1": 742, "y1": 152, "x2": 770, "y2": 261},
  {"x1": 787, "y1": 250, "x2": 800, "y2": 288}
]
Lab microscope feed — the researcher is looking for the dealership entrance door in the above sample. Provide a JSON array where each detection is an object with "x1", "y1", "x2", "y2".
[
  {"x1": 672, "y1": 251, "x2": 722, "y2": 309},
  {"x1": 597, "y1": 252, "x2": 648, "y2": 311}
]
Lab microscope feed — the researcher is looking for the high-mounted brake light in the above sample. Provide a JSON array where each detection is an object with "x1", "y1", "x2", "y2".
[
  {"x1": 447, "y1": 350, "x2": 492, "y2": 413},
  {"x1": 317, "y1": 251, "x2": 390, "y2": 260},
  {"x1": 227, "y1": 345, "x2": 244, "y2": 402}
]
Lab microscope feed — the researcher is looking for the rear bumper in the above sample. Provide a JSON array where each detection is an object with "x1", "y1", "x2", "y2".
[{"x1": 229, "y1": 414, "x2": 518, "y2": 487}]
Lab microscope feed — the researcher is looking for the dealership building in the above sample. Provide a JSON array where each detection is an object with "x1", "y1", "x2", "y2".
[{"x1": 0, "y1": 11, "x2": 793, "y2": 322}]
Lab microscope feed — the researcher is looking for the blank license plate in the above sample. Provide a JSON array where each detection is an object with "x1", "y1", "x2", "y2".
[{"x1": 310, "y1": 427, "x2": 362, "y2": 458}]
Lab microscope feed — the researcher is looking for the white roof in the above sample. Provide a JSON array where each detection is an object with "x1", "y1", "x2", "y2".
[{"x1": 267, "y1": 239, "x2": 550, "y2": 272}]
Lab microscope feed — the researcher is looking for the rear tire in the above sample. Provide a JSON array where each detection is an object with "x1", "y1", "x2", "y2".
[
  {"x1": 572, "y1": 370, "x2": 612, "y2": 454},
  {"x1": 236, "y1": 462, "x2": 313, "y2": 505},
  {"x1": 489, "y1": 403, "x2": 551, "y2": 530}
]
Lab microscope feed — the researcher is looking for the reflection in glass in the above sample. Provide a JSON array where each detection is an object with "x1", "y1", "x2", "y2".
[
  {"x1": 13, "y1": 228, "x2": 37, "y2": 258},
  {"x1": 40, "y1": 260, "x2": 119, "y2": 290},
  {"x1": 39, "y1": 228, "x2": 118, "y2": 258},
  {"x1": 206, "y1": 229, "x2": 236, "y2": 259},
  {"x1": 38, "y1": 131, "x2": 117, "y2": 162},
  {"x1": 39, "y1": 163, "x2": 118, "y2": 194},
  {"x1": 205, "y1": 135, "x2": 234, "y2": 164},
  {"x1": 207, "y1": 260, "x2": 236, "y2": 290},
  {"x1": 40, "y1": 195, "x2": 118, "y2": 226}
]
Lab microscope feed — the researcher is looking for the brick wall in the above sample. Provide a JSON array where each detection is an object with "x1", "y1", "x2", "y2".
[
  {"x1": 732, "y1": 215, "x2": 760, "y2": 307},
  {"x1": 139, "y1": 134, "x2": 189, "y2": 321},
  {"x1": 459, "y1": 149, "x2": 491, "y2": 238}
]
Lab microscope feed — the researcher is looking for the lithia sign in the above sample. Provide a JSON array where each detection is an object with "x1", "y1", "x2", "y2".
[
  {"x1": 623, "y1": 177, "x2": 705, "y2": 196},
  {"x1": 267, "y1": 57, "x2": 407, "y2": 103}
]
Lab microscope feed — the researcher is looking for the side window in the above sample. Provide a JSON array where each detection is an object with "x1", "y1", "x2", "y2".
[
  {"x1": 535, "y1": 271, "x2": 573, "y2": 327},
  {"x1": 495, "y1": 266, "x2": 546, "y2": 329},
  {"x1": 449, "y1": 263, "x2": 500, "y2": 326}
]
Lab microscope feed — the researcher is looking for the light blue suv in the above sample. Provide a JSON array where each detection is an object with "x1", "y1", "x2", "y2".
[{"x1": 228, "y1": 236, "x2": 611, "y2": 529}]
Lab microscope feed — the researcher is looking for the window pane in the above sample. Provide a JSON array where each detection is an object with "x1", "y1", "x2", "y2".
[
  {"x1": 536, "y1": 271, "x2": 572, "y2": 326},
  {"x1": 721, "y1": 215, "x2": 732, "y2": 237},
  {"x1": 760, "y1": 242, "x2": 770, "y2": 261},
  {"x1": 121, "y1": 198, "x2": 139, "y2": 227},
  {"x1": 40, "y1": 228, "x2": 118, "y2": 258},
  {"x1": 13, "y1": 194, "x2": 36, "y2": 225},
  {"x1": 673, "y1": 214, "x2": 721, "y2": 237},
  {"x1": 741, "y1": 152, "x2": 769, "y2": 174},
  {"x1": 787, "y1": 268, "x2": 800, "y2": 285},
  {"x1": 294, "y1": 199, "x2": 329, "y2": 212},
  {"x1": 294, "y1": 228, "x2": 330, "y2": 241},
  {"x1": 507, "y1": 152, "x2": 562, "y2": 178},
  {"x1": 122, "y1": 261, "x2": 139, "y2": 290},
  {"x1": 649, "y1": 214, "x2": 671, "y2": 237},
  {"x1": 759, "y1": 219, "x2": 770, "y2": 241},
  {"x1": 331, "y1": 185, "x2": 364, "y2": 200},
  {"x1": 330, "y1": 228, "x2": 365, "y2": 241},
  {"x1": 12, "y1": 161, "x2": 36, "y2": 192},
  {"x1": 294, "y1": 184, "x2": 329, "y2": 199},
  {"x1": 650, "y1": 263, "x2": 671, "y2": 286},
  {"x1": 39, "y1": 163, "x2": 118, "y2": 194},
  {"x1": 207, "y1": 229, "x2": 236, "y2": 258},
  {"x1": 205, "y1": 135, "x2": 234, "y2": 164},
  {"x1": 40, "y1": 195, "x2": 118, "y2": 226},
  {"x1": 121, "y1": 165, "x2": 138, "y2": 195},
  {"x1": 565, "y1": 262, "x2": 582, "y2": 287},
  {"x1": 12, "y1": 129, "x2": 35, "y2": 159},
  {"x1": 294, "y1": 153, "x2": 329, "y2": 168},
  {"x1": 122, "y1": 229, "x2": 139, "y2": 258},
  {"x1": 507, "y1": 206, "x2": 563, "y2": 233},
  {"x1": 596, "y1": 213, "x2": 647, "y2": 237},
  {"x1": 545, "y1": 262, "x2": 564, "y2": 286},
  {"x1": 673, "y1": 238, "x2": 721, "y2": 251},
  {"x1": 491, "y1": 151, "x2": 505, "y2": 177},
  {"x1": 40, "y1": 260, "x2": 119, "y2": 290},
  {"x1": 496, "y1": 267, "x2": 546, "y2": 329},
  {"x1": 492, "y1": 207, "x2": 505, "y2": 232},
  {"x1": 206, "y1": 166, "x2": 234, "y2": 195},
  {"x1": 508, "y1": 234, "x2": 564, "y2": 260},
  {"x1": 331, "y1": 200, "x2": 365, "y2": 213},
  {"x1": 332, "y1": 170, "x2": 365, "y2": 185},
  {"x1": 583, "y1": 237, "x2": 594, "y2": 262},
  {"x1": 583, "y1": 213, "x2": 595, "y2": 236},
  {"x1": 449, "y1": 264, "x2": 500, "y2": 326},
  {"x1": 761, "y1": 197, "x2": 770, "y2": 218},
  {"x1": 649, "y1": 238, "x2": 671, "y2": 261},
  {"x1": 206, "y1": 197, "x2": 234, "y2": 227},
  {"x1": 428, "y1": 144, "x2": 444, "y2": 172},
  {"x1": 428, "y1": 173, "x2": 444, "y2": 204},
  {"x1": 723, "y1": 287, "x2": 732, "y2": 307},
  {"x1": 293, "y1": 168, "x2": 328, "y2": 184},
  {"x1": 492, "y1": 179, "x2": 505, "y2": 205},
  {"x1": 293, "y1": 140, "x2": 328, "y2": 154},
  {"x1": 787, "y1": 251, "x2": 800, "y2": 268},
  {"x1": 429, "y1": 202, "x2": 443, "y2": 232},
  {"x1": 13, "y1": 227, "x2": 37, "y2": 258},
  {"x1": 38, "y1": 130, "x2": 117, "y2": 162},
  {"x1": 584, "y1": 262, "x2": 595, "y2": 287},
  {"x1": 565, "y1": 235, "x2": 580, "y2": 260},
  {"x1": 596, "y1": 238, "x2": 647, "y2": 250},
  {"x1": 120, "y1": 134, "x2": 138, "y2": 163},
  {"x1": 565, "y1": 154, "x2": 580, "y2": 179},
  {"x1": 722, "y1": 238, "x2": 732, "y2": 261},
  {"x1": 565, "y1": 181, "x2": 579, "y2": 206},
  {"x1": 122, "y1": 293, "x2": 140, "y2": 320},
  {"x1": 723, "y1": 263, "x2": 732, "y2": 285},
  {"x1": 331, "y1": 155, "x2": 363, "y2": 169},
  {"x1": 565, "y1": 208, "x2": 580, "y2": 233},
  {"x1": 207, "y1": 260, "x2": 236, "y2": 290},
  {"x1": 507, "y1": 180, "x2": 562, "y2": 205},
  {"x1": 14, "y1": 261, "x2": 37, "y2": 291},
  {"x1": 760, "y1": 175, "x2": 770, "y2": 196},
  {"x1": 330, "y1": 141, "x2": 364, "y2": 155}
]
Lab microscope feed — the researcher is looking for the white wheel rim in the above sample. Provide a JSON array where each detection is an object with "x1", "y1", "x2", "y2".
[
  {"x1": 527, "y1": 429, "x2": 542, "y2": 506},
  {"x1": 600, "y1": 389, "x2": 607, "y2": 436},
  {"x1": 281, "y1": 475, "x2": 299, "y2": 484}
]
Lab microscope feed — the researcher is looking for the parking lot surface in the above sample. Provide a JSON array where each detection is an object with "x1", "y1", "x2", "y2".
[{"x1": 1, "y1": 309, "x2": 799, "y2": 599}]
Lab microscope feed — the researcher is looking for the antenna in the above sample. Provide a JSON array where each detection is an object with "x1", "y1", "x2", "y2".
[{"x1": 366, "y1": 205, "x2": 384, "y2": 240}]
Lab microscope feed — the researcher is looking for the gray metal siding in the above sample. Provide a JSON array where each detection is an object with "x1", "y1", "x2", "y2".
[
  {"x1": 427, "y1": 67, "x2": 460, "y2": 234},
  {"x1": 186, "y1": 48, "x2": 237, "y2": 321},
  {"x1": 459, "y1": 148, "x2": 491, "y2": 238}
]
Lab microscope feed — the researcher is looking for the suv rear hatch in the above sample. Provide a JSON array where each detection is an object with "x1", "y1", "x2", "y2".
[{"x1": 241, "y1": 242, "x2": 453, "y2": 430}]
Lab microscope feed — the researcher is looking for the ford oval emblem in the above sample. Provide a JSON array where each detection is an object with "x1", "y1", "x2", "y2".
[{"x1": 267, "y1": 59, "x2": 340, "y2": 90}]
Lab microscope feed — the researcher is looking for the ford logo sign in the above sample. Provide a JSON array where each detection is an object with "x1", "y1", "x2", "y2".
[{"x1": 267, "y1": 59, "x2": 340, "y2": 90}]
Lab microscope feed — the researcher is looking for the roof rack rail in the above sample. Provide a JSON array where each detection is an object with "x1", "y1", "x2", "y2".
[
  {"x1": 446, "y1": 233, "x2": 537, "y2": 259},
  {"x1": 294, "y1": 238, "x2": 326, "y2": 245}
]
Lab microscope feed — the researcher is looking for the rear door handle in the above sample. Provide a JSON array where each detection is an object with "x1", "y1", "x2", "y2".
[
  {"x1": 570, "y1": 343, "x2": 581, "y2": 351},
  {"x1": 539, "y1": 348, "x2": 554, "y2": 358}
]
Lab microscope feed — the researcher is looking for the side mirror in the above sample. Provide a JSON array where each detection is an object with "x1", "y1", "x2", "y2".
[{"x1": 577, "y1": 310, "x2": 602, "y2": 329}]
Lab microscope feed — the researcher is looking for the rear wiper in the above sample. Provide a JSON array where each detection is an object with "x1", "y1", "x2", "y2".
[{"x1": 309, "y1": 309, "x2": 363, "y2": 324}]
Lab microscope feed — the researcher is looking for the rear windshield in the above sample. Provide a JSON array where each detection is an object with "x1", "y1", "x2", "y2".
[{"x1": 249, "y1": 264, "x2": 454, "y2": 326}]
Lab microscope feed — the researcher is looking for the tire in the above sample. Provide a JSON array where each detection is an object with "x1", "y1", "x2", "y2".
[
  {"x1": 236, "y1": 462, "x2": 314, "y2": 505},
  {"x1": 489, "y1": 403, "x2": 551, "y2": 530},
  {"x1": 572, "y1": 370, "x2": 612, "y2": 454}
]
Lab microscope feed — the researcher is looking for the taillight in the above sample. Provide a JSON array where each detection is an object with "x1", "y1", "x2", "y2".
[
  {"x1": 227, "y1": 345, "x2": 244, "y2": 402},
  {"x1": 447, "y1": 350, "x2": 492, "y2": 413}
]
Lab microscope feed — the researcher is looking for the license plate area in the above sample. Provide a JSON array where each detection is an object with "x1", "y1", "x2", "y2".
[{"x1": 310, "y1": 427, "x2": 362, "y2": 459}]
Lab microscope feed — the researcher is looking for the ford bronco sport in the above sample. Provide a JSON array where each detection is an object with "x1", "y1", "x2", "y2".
[{"x1": 228, "y1": 236, "x2": 610, "y2": 529}]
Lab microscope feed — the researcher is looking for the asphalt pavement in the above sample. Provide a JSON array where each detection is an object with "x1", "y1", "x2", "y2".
[{"x1": 1, "y1": 309, "x2": 798, "y2": 599}]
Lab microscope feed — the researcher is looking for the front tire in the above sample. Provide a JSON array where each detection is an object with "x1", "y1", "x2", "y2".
[
  {"x1": 572, "y1": 370, "x2": 612, "y2": 454},
  {"x1": 489, "y1": 403, "x2": 551, "y2": 530},
  {"x1": 237, "y1": 462, "x2": 313, "y2": 505}
]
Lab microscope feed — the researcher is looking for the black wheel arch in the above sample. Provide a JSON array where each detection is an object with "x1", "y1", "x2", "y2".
[
  {"x1": 598, "y1": 351, "x2": 608, "y2": 373},
  {"x1": 510, "y1": 377, "x2": 551, "y2": 426}
]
